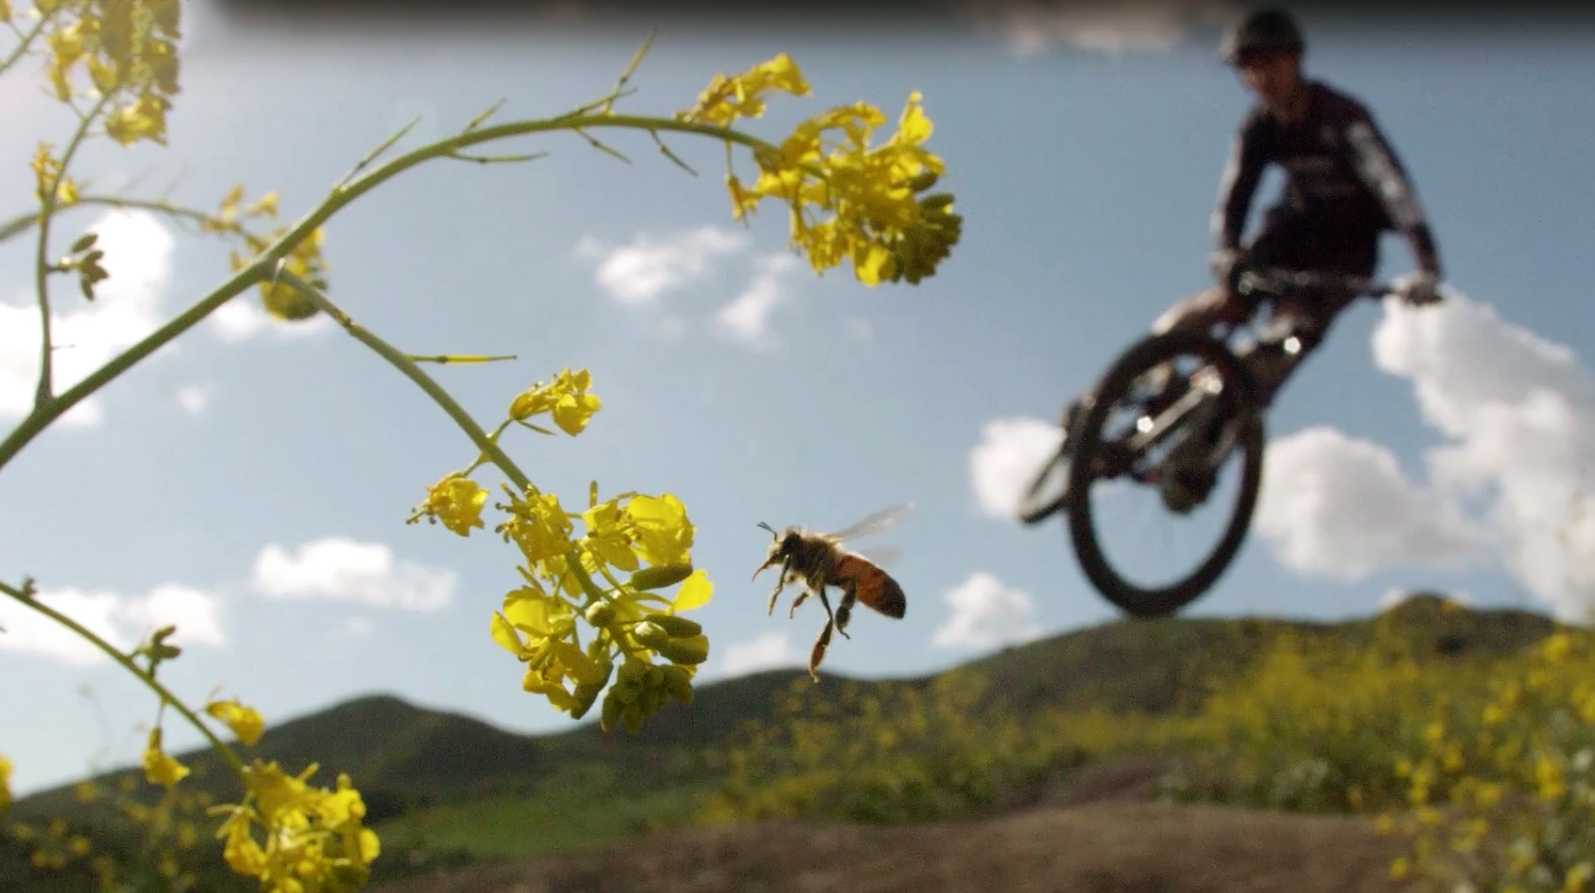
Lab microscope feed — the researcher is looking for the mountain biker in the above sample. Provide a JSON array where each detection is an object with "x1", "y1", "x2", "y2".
[{"x1": 1055, "y1": 7, "x2": 1446, "y2": 468}]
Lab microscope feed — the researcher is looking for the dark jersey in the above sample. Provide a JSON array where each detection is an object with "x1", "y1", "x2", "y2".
[{"x1": 1212, "y1": 80, "x2": 1441, "y2": 276}]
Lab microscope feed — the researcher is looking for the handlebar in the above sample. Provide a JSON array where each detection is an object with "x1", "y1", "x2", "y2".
[{"x1": 1236, "y1": 266, "x2": 1397, "y2": 300}]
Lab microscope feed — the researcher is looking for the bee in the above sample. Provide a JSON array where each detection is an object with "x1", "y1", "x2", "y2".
[{"x1": 752, "y1": 504, "x2": 911, "y2": 681}]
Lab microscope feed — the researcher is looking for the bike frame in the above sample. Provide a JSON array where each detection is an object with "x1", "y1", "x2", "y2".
[{"x1": 1109, "y1": 267, "x2": 1395, "y2": 481}]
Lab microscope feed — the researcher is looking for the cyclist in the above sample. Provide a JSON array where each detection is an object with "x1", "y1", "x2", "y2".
[{"x1": 1056, "y1": 7, "x2": 1446, "y2": 469}]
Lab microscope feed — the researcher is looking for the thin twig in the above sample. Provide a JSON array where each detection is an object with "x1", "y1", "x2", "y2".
[
  {"x1": 604, "y1": 28, "x2": 657, "y2": 115},
  {"x1": 464, "y1": 98, "x2": 507, "y2": 132},
  {"x1": 446, "y1": 150, "x2": 550, "y2": 166},
  {"x1": 334, "y1": 116, "x2": 422, "y2": 192},
  {"x1": 651, "y1": 130, "x2": 697, "y2": 176},
  {"x1": 408, "y1": 353, "x2": 519, "y2": 364},
  {"x1": 574, "y1": 128, "x2": 631, "y2": 164}
]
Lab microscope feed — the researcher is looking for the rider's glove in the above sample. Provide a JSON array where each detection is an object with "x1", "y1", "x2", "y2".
[
  {"x1": 1209, "y1": 247, "x2": 1246, "y2": 292},
  {"x1": 1395, "y1": 269, "x2": 1443, "y2": 307}
]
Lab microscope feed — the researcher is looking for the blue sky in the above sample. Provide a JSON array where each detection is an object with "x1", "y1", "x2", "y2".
[{"x1": 2, "y1": 1, "x2": 1594, "y2": 795}]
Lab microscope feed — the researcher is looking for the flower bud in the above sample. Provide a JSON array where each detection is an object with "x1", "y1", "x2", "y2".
[
  {"x1": 622, "y1": 703, "x2": 645, "y2": 735},
  {"x1": 600, "y1": 690, "x2": 623, "y2": 732},
  {"x1": 643, "y1": 613, "x2": 702, "y2": 638},
  {"x1": 662, "y1": 666, "x2": 695, "y2": 705},
  {"x1": 630, "y1": 563, "x2": 695, "y2": 591},
  {"x1": 656, "y1": 633, "x2": 710, "y2": 666},
  {"x1": 631, "y1": 621, "x2": 670, "y2": 649},
  {"x1": 583, "y1": 600, "x2": 616, "y2": 627}
]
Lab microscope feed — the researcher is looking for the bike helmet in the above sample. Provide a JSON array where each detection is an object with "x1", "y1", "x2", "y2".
[{"x1": 1219, "y1": 8, "x2": 1305, "y2": 65}]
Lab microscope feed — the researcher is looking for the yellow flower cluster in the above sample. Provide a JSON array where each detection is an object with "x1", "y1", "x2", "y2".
[
  {"x1": 409, "y1": 368, "x2": 714, "y2": 733},
  {"x1": 37, "y1": 0, "x2": 183, "y2": 146},
  {"x1": 0, "y1": 753, "x2": 11, "y2": 816},
  {"x1": 120, "y1": 695, "x2": 379, "y2": 893},
  {"x1": 211, "y1": 761, "x2": 381, "y2": 893},
  {"x1": 679, "y1": 53, "x2": 963, "y2": 287}
]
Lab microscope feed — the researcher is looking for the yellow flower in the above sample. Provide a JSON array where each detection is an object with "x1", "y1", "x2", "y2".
[
  {"x1": 0, "y1": 754, "x2": 11, "y2": 815},
  {"x1": 413, "y1": 473, "x2": 488, "y2": 537},
  {"x1": 509, "y1": 368, "x2": 601, "y2": 435},
  {"x1": 141, "y1": 728, "x2": 190, "y2": 789},
  {"x1": 678, "y1": 53, "x2": 811, "y2": 127},
  {"x1": 205, "y1": 698, "x2": 267, "y2": 747},
  {"x1": 625, "y1": 494, "x2": 695, "y2": 567},
  {"x1": 497, "y1": 488, "x2": 575, "y2": 564}
]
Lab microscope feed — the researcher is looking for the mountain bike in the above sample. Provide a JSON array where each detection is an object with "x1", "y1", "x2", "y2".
[{"x1": 1018, "y1": 266, "x2": 1399, "y2": 618}]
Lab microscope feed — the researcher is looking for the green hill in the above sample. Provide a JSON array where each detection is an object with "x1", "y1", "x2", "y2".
[{"x1": 2, "y1": 594, "x2": 1564, "y2": 888}]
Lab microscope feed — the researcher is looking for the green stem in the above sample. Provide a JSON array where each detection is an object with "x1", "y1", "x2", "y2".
[
  {"x1": 0, "y1": 112, "x2": 779, "y2": 475},
  {"x1": 34, "y1": 91, "x2": 115, "y2": 406},
  {"x1": 0, "y1": 6, "x2": 54, "y2": 79},
  {"x1": 272, "y1": 268, "x2": 533, "y2": 493},
  {"x1": 0, "y1": 581, "x2": 246, "y2": 782},
  {"x1": 0, "y1": 194, "x2": 244, "y2": 247}
]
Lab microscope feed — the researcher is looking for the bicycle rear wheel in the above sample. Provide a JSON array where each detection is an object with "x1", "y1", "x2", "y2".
[
  {"x1": 1064, "y1": 330, "x2": 1266, "y2": 617},
  {"x1": 1017, "y1": 438, "x2": 1071, "y2": 525}
]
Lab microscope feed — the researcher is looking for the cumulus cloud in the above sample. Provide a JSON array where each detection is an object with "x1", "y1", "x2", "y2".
[
  {"x1": 0, "y1": 584, "x2": 225, "y2": 668},
  {"x1": 969, "y1": 417, "x2": 1065, "y2": 519},
  {"x1": 207, "y1": 297, "x2": 333, "y2": 343},
  {"x1": 0, "y1": 210, "x2": 175, "y2": 428},
  {"x1": 720, "y1": 631, "x2": 805, "y2": 677},
  {"x1": 1250, "y1": 290, "x2": 1595, "y2": 621},
  {"x1": 577, "y1": 226, "x2": 749, "y2": 306},
  {"x1": 713, "y1": 253, "x2": 801, "y2": 349},
  {"x1": 249, "y1": 537, "x2": 458, "y2": 612},
  {"x1": 176, "y1": 384, "x2": 213, "y2": 415},
  {"x1": 1253, "y1": 426, "x2": 1488, "y2": 581},
  {"x1": 932, "y1": 571, "x2": 1044, "y2": 650},
  {"x1": 956, "y1": 0, "x2": 1237, "y2": 57}
]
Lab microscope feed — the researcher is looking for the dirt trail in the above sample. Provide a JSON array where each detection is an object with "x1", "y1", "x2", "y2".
[{"x1": 375, "y1": 799, "x2": 1420, "y2": 893}]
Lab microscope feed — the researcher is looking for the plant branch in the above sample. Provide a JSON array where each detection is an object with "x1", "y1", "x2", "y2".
[
  {"x1": 0, "y1": 5, "x2": 54, "y2": 79},
  {"x1": 34, "y1": 90, "x2": 114, "y2": 407},
  {"x1": 0, "y1": 113, "x2": 781, "y2": 475},
  {"x1": 271, "y1": 267, "x2": 534, "y2": 493},
  {"x1": 0, "y1": 578, "x2": 247, "y2": 782}
]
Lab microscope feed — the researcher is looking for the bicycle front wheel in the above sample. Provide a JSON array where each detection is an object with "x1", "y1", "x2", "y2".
[{"x1": 1064, "y1": 330, "x2": 1267, "y2": 617}]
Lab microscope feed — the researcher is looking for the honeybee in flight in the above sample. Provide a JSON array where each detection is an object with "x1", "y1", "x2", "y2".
[{"x1": 752, "y1": 504, "x2": 911, "y2": 681}]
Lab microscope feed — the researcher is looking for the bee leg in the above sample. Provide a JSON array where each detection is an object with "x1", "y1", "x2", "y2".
[
  {"x1": 836, "y1": 585, "x2": 856, "y2": 636},
  {"x1": 766, "y1": 557, "x2": 794, "y2": 616},
  {"x1": 787, "y1": 587, "x2": 811, "y2": 619},
  {"x1": 818, "y1": 588, "x2": 849, "y2": 641},
  {"x1": 808, "y1": 617, "x2": 833, "y2": 682}
]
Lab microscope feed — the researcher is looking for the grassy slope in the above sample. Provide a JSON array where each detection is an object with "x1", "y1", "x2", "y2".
[{"x1": 4, "y1": 594, "x2": 1562, "y2": 882}]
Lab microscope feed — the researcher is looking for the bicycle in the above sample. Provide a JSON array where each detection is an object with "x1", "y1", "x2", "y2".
[{"x1": 1018, "y1": 265, "x2": 1401, "y2": 618}]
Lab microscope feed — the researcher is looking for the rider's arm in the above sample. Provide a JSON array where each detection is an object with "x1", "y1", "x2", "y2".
[
  {"x1": 1211, "y1": 114, "x2": 1267, "y2": 252},
  {"x1": 1342, "y1": 114, "x2": 1443, "y2": 278}
]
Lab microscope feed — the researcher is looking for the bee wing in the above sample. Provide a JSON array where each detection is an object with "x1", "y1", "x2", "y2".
[
  {"x1": 851, "y1": 546, "x2": 903, "y2": 569},
  {"x1": 825, "y1": 503, "x2": 914, "y2": 543}
]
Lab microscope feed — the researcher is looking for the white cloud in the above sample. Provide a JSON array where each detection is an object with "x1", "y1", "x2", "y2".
[
  {"x1": 1247, "y1": 290, "x2": 1595, "y2": 622},
  {"x1": 720, "y1": 631, "x2": 805, "y2": 677},
  {"x1": 1369, "y1": 291, "x2": 1595, "y2": 620},
  {"x1": 0, "y1": 210, "x2": 175, "y2": 428},
  {"x1": 713, "y1": 253, "x2": 800, "y2": 349},
  {"x1": 1253, "y1": 426, "x2": 1488, "y2": 581},
  {"x1": 957, "y1": 0, "x2": 1237, "y2": 57},
  {"x1": 249, "y1": 537, "x2": 457, "y2": 612},
  {"x1": 207, "y1": 297, "x2": 334, "y2": 343},
  {"x1": 577, "y1": 226, "x2": 749, "y2": 306},
  {"x1": 844, "y1": 317, "x2": 874, "y2": 344},
  {"x1": 933, "y1": 572, "x2": 1044, "y2": 650},
  {"x1": 342, "y1": 616, "x2": 374, "y2": 637},
  {"x1": 176, "y1": 384, "x2": 213, "y2": 415},
  {"x1": 0, "y1": 584, "x2": 226, "y2": 668},
  {"x1": 969, "y1": 416, "x2": 1066, "y2": 519}
]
